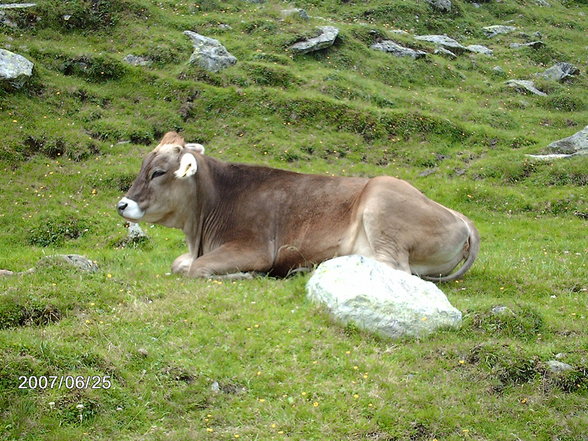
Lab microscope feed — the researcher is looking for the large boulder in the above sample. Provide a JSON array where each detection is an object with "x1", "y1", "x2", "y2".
[
  {"x1": 183, "y1": 30, "x2": 237, "y2": 72},
  {"x1": 370, "y1": 40, "x2": 427, "y2": 59},
  {"x1": 288, "y1": 26, "x2": 339, "y2": 54},
  {"x1": 0, "y1": 48, "x2": 33, "y2": 89},
  {"x1": 306, "y1": 255, "x2": 462, "y2": 339}
]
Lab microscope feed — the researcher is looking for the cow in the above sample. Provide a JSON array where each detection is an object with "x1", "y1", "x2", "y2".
[{"x1": 117, "y1": 132, "x2": 480, "y2": 281}]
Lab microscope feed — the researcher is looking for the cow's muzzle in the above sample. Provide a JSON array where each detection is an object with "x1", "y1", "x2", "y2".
[{"x1": 117, "y1": 197, "x2": 145, "y2": 220}]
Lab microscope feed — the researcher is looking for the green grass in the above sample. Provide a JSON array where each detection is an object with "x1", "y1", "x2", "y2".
[{"x1": 1, "y1": 0, "x2": 587, "y2": 439}]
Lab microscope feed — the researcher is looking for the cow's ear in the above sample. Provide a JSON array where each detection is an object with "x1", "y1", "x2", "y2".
[
  {"x1": 174, "y1": 153, "x2": 197, "y2": 179},
  {"x1": 185, "y1": 143, "x2": 205, "y2": 155}
]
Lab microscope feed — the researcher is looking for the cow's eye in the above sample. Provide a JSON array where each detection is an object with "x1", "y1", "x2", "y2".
[{"x1": 151, "y1": 170, "x2": 166, "y2": 180}]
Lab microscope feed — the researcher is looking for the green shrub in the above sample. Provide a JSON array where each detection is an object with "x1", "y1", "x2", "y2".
[
  {"x1": 540, "y1": 94, "x2": 586, "y2": 112},
  {"x1": 469, "y1": 305, "x2": 545, "y2": 340},
  {"x1": 0, "y1": 297, "x2": 62, "y2": 329},
  {"x1": 58, "y1": 54, "x2": 126, "y2": 82}
]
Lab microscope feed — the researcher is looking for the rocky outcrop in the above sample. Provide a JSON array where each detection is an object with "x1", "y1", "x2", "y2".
[
  {"x1": 183, "y1": 30, "x2": 237, "y2": 72},
  {"x1": 370, "y1": 40, "x2": 427, "y2": 59},
  {"x1": 0, "y1": 48, "x2": 33, "y2": 89},
  {"x1": 0, "y1": 254, "x2": 99, "y2": 276},
  {"x1": 306, "y1": 255, "x2": 462, "y2": 339},
  {"x1": 288, "y1": 26, "x2": 339, "y2": 54},
  {"x1": 536, "y1": 62, "x2": 580, "y2": 82}
]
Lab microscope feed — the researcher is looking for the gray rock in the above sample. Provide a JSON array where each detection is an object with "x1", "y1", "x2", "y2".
[
  {"x1": 128, "y1": 222, "x2": 147, "y2": 240},
  {"x1": 306, "y1": 255, "x2": 462, "y2": 339},
  {"x1": 534, "y1": 0, "x2": 550, "y2": 6},
  {"x1": 546, "y1": 360, "x2": 573, "y2": 374},
  {"x1": 492, "y1": 65, "x2": 505, "y2": 74},
  {"x1": 466, "y1": 44, "x2": 493, "y2": 55},
  {"x1": 37, "y1": 254, "x2": 99, "y2": 273},
  {"x1": 288, "y1": 26, "x2": 339, "y2": 54},
  {"x1": 183, "y1": 30, "x2": 237, "y2": 72},
  {"x1": 0, "y1": 48, "x2": 33, "y2": 89},
  {"x1": 414, "y1": 34, "x2": 467, "y2": 53},
  {"x1": 370, "y1": 40, "x2": 427, "y2": 59},
  {"x1": 425, "y1": 0, "x2": 452, "y2": 12},
  {"x1": 510, "y1": 41, "x2": 545, "y2": 49},
  {"x1": 545, "y1": 125, "x2": 588, "y2": 156},
  {"x1": 491, "y1": 305, "x2": 514, "y2": 316},
  {"x1": 483, "y1": 25, "x2": 517, "y2": 38},
  {"x1": 505, "y1": 79, "x2": 547, "y2": 96},
  {"x1": 536, "y1": 62, "x2": 580, "y2": 82},
  {"x1": 123, "y1": 54, "x2": 151, "y2": 66},
  {"x1": 281, "y1": 8, "x2": 309, "y2": 20},
  {"x1": 217, "y1": 23, "x2": 232, "y2": 30},
  {"x1": 390, "y1": 29, "x2": 410, "y2": 35}
]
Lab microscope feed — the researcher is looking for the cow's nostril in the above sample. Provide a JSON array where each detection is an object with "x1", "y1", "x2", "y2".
[{"x1": 117, "y1": 201, "x2": 128, "y2": 212}]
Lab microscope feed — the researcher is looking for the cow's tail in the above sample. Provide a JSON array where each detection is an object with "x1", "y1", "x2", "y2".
[{"x1": 421, "y1": 217, "x2": 480, "y2": 283}]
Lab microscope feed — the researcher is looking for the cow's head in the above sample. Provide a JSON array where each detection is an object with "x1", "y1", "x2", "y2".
[{"x1": 117, "y1": 132, "x2": 205, "y2": 227}]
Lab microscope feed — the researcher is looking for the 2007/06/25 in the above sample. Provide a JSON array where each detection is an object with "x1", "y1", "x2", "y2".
[{"x1": 18, "y1": 375, "x2": 112, "y2": 390}]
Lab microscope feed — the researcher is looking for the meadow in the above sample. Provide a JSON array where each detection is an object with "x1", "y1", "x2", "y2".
[{"x1": 0, "y1": 0, "x2": 587, "y2": 439}]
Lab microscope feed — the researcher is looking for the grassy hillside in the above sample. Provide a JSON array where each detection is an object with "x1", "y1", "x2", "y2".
[{"x1": 1, "y1": 0, "x2": 587, "y2": 440}]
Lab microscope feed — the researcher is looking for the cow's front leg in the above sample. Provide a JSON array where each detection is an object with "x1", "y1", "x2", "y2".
[
  {"x1": 172, "y1": 253, "x2": 193, "y2": 275},
  {"x1": 187, "y1": 243, "x2": 271, "y2": 279}
]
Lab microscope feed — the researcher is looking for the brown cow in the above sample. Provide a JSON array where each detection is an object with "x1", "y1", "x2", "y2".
[{"x1": 117, "y1": 132, "x2": 480, "y2": 281}]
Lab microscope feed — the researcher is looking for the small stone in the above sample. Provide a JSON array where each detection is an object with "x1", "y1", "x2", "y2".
[
  {"x1": 128, "y1": 222, "x2": 147, "y2": 239},
  {"x1": 370, "y1": 40, "x2": 427, "y2": 59},
  {"x1": 555, "y1": 353, "x2": 566, "y2": 360},
  {"x1": 491, "y1": 305, "x2": 514, "y2": 316},
  {"x1": 414, "y1": 34, "x2": 467, "y2": 53},
  {"x1": 492, "y1": 66, "x2": 505, "y2": 74},
  {"x1": 137, "y1": 348, "x2": 148, "y2": 357},
  {"x1": 510, "y1": 41, "x2": 544, "y2": 49},
  {"x1": 418, "y1": 168, "x2": 438, "y2": 177},
  {"x1": 211, "y1": 381, "x2": 220, "y2": 393},
  {"x1": 37, "y1": 254, "x2": 99, "y2": 272},
  {"x1": 466, "y1": 44, "x2": 493, "y2": 56},
  {"x1": 505, "y1": 79, "x2": 547, "y2": 96},
  {"x1": 546, "y1": 360, "x2": 573, "y2": 374},
  {"x1": 434, "y1": 47, "x2": 457, "y2": 59},
  {"x1": 483, "y1": 25, "x2": 516, "y2": 38}
]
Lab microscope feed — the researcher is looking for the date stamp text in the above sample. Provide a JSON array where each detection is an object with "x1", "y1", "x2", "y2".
[{"x1": 18, "y1": 375, "x2": 112, "y2": 390}]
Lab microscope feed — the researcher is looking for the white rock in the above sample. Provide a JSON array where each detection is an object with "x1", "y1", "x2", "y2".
[
  {"x1": 0, "y1": 48, "x2": 33, "y2": 88},
  {"x1": 306, "y1": 255, "x2": 462, "y2": 339}
]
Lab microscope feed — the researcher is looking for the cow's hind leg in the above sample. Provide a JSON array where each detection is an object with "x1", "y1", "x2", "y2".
[{"x1": 172, "y1": 253, "x2": 193, "y2": 274}]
